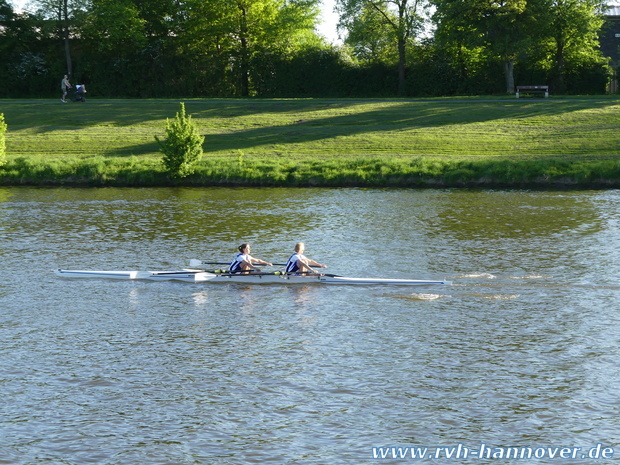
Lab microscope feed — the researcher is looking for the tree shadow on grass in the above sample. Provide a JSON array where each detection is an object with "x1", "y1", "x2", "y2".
[
  {"x1": 2, "y1": 100, "x2": 365, "y2": 134},
  {"x1": 102, "y1": 140, "x2": 161, "y2": 157},
  {"x1": 196, "y1": 100, "x2": 620, "y2": 155}
]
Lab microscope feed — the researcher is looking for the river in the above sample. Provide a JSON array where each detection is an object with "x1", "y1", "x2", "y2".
[{"x1": 1, "y1": 187, "x2": 618, "y2": 464}]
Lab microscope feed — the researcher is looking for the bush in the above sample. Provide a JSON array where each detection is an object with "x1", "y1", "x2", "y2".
[
  {"x1": 155, "y1": 102, "x2": 204, "y2": 178},
  {"x1": 0, "y1": 113, "x2": 6, "y2": 166}
]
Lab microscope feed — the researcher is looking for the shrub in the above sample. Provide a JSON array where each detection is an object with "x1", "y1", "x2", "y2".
[
  {"x1": 155, "y1": 102, "x2": 204, "y2": 178},
  {"x1": 0, "y1": 113, "x2": 6, "y2": 166}
]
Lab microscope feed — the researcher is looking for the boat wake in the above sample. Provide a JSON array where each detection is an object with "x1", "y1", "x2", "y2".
[
  {"x1": 455, "y1": 272, "x2": 496, "y2": 279},
  {"x1": 393, "y1": 293, "x2": 448, "y2": 301},
  {"x1": 482, "y1": 294, "x2": 520, "y2": 300}
]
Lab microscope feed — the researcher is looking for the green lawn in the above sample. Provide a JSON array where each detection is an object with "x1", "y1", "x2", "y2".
[{"x1": 1, "y1": 97, "x2": 619, "y2": 187}]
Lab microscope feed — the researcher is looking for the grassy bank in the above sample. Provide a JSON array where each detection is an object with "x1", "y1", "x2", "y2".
[{"x1": 1, "y1": 98, "x2": 619, "y2": 187}]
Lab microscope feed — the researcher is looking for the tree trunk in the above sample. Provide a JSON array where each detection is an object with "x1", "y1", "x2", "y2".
[
  {"x1": 555, "y1": 40, "x2": 565, "y2": 93},
  {"x1": 62, "y1": 0, "x2": 72, "y2": 75},
  {"x1": 64, "y1": 35, "x2": 72, "y2": 76},
  {"x1": 238, "y1": 4, "x2": 250, "y2": 97},
  {"x1": 397, "y1": 36, "x2": 406, "y2": 96},
  {"x1": 504, "y1": 58, "x2": 514, "y2": 94}
]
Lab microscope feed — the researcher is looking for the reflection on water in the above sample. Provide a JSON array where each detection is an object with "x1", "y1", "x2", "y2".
[
  {"x1": 434, "y1": 190, "x2": 604, "y2": 239},
  {"x1": 0, "y1": 187, "x2": 618, "y2": 465}
]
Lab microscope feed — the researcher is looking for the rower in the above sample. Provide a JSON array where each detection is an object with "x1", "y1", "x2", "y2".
[
  {"x1": 229, "y1": 243, "x2": 272, "y2": 273},
  {"x1": 285, "y1": 242, "x2": 327, "y2": 274}
]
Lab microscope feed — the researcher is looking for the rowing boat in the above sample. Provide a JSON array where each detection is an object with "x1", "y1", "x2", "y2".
[{"x1": 54, "y1": 269, "x2": 451, "y2": 286}]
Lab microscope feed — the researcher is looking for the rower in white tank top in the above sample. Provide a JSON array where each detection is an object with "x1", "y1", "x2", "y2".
[
  {"x1": 229, "y1": 243, "x2": 272, "y2": 272},
  {"x1": 285, "y1": 242, "x2": 327, "y2": 274}
]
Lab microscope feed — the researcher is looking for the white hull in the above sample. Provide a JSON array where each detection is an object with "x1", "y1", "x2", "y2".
[
  {"x1": 55, "y1": 269, "x2": 451, "y2": 286},
  {"x1": 55, "y1": 269, "x2": 212, "y2": 282}
]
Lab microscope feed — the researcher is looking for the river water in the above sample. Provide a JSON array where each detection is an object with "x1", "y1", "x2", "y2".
[{"x1": 1, "y1": 187, "x2": 618, "y2": 465}]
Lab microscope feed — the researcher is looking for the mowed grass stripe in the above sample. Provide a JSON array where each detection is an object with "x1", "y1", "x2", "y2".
[{"x1": 3, "y1": 99, "x2": 620, "y2": 158}]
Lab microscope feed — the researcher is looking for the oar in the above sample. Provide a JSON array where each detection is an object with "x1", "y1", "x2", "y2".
[
  {"x1": 219, "y1": 271, "x2": 287, "y2": 276},
  {"x1": 192, "y1": 269, "x2": 288, "y2": 276},
  {"x1": 185, "y1": 264, "x2": 340, "y2": 278},
  {"x1": 189, "y1": 259, "x2": 287, "y2": 268},
  {"x1": 186, "y1": 267, "x2": 285, "y2": 276},
  {"x1": 203, "y1": 270, "x2": 338, "y2": 278}
]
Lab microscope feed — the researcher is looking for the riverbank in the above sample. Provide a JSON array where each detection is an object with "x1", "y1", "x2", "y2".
[{"x1": 1, "y1": 98, "x2": 619, "y2": 188}]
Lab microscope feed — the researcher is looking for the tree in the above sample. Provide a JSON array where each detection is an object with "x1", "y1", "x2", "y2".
[
  {"x1": 156, "y1": 103, "x2": 204, "y2": 179},
  {"x1": 484, "y1": 0, "x2": 531, "y2": 93},
  {"x1": 342, "y1": 3, "x2": 399, "y2": 63},
  {"x1": 182, "y1": 0, "x2": 320, "y2": 96},
  {"x1": 32, "y1": 0, "x2": 83, "y2": 75},
  {"x1": 80, "y1": 0, "x2": 147, "y2": 53},
  {"x1": 337, "y1": 0, "x2": 426, "y2": 94},
  {"x1": 78, "y1": 0, "x2": 147, "y2": 92},
  {"x1": 533, "y1": 0, "x2": 606, "y2": 92},
  {"x1": 433, "y1": 0, "x2": 532, "y2": 93},
  {"x1": 1, "y1": 2, "x2": 52, "y2": 96}
]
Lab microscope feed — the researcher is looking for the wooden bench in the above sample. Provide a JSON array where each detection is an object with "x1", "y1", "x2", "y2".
[{"x1": 516, "y1": 85, "x2": 549, "y2": 98}]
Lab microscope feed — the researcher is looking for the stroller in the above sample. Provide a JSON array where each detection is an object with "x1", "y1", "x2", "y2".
[{"x1": 72, "y1": 84, "x2": 86, "y2": 102}]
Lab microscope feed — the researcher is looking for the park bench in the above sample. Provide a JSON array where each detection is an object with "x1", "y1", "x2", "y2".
[{"x1": 515, "y1": 85, "x2": 549, "y2": 98}]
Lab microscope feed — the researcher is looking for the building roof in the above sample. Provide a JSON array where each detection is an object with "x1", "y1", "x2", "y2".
[{"x1": 606, "y1": 5, "x2": 620, "y2": 16}]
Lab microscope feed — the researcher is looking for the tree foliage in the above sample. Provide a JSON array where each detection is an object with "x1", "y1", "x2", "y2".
[
  {"x1": 80, "y1": 0, "x2": 147, "y2": 53},
  {"x1": 337, "y1": 0, "x2": 427, "y2": 94},
  {"x1": 182, "y1": 0, "x2": 321, "y2": 96},
  {"x1": 30, "y1": 0, "x2": 85, "y2": 75},
  {"x1": 432, "y1": 0, "x2": 608, "y2": 93},
  {"x1": 343, "y1": 3, "x2": 399, "y2": 63},
  {"x1": 531, "y1": 0, "x2": 607, "y2": 92},
  {"x1": 432, "y1": 0, "x2": 533, "y2": 93},
  {"x1": 0, "y1": 0, "x2": 613, "y2": 97}
]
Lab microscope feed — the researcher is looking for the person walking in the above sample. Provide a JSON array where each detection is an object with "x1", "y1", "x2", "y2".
[{"x1": 61, "y1": 75, "x2": 71, "y2": 103}]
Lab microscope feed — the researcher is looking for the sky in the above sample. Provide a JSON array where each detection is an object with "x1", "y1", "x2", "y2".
[{"x1": 316, "y1": 0, "x2": 341, "y2": 44}]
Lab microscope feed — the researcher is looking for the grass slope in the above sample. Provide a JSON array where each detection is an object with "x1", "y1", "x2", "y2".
[{"x1": 1, "y1": 98, "x2": 619, "y2": 187}]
